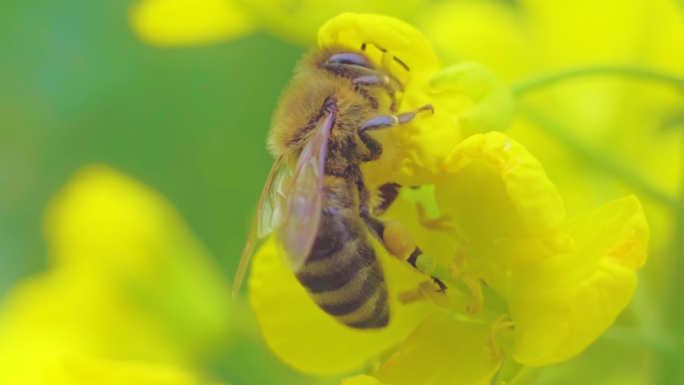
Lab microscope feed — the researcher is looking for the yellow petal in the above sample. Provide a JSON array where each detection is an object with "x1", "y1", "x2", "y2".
[
  {"x1": 318, "y1": 13, "x2": 440, "y2": 74},
  {"x1": 249, "y1": 238, "x2": 438, "y2": 375},
  {"x1": 341, "y1": 375, "x2": 390, "y2": 385},
  {"x1": 129, "y1": 0, "x2": 254, "y2": 47},
  {"x1": 437, "y1": 131, "x2": 566, "y2": 242},
  {"x1": 509, "y1": 196, "x2": 648, "y2": 365},
  {"x1": 244, "y1": 0, "x2": 428, "y2": 46},
  {"x1": 374, "y1": 313, "x2": 502, "y2": 385},
  {"x1": 44, "y1": 356, "x2": 199, "y2": 385},
  {"x1": 43, "y1": 165, "x2": 233, "y2": 357},
  {"x1": 429, "y1": 63, "x2": 515, "y2": 136},
  {"x1": 519, "y1": 0, "x2": 649, "y2": 66},
  {"x1": 416, "y1": 0, "x2": 530, "y2": 82},
  {"x1": 435, "y1": 132, "x2": 571, "y2": 292}
]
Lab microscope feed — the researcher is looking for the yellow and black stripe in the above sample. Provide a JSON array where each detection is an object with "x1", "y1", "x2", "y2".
[{"x1": 295, "y1": 205, "x2": 389, "y2": 329}]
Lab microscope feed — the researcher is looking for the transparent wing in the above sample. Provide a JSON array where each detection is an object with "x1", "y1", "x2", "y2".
[
  {"x1": 258, "y1": 159, "x2": 292, "y2": 238},
  {"x1": 276, "y1": 109, "x2": 336, "y2": 271},
  {"x1": 232, "y1": 156, "x2": 289, "y2": 299}
]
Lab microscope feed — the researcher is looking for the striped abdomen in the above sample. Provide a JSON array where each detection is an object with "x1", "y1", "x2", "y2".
[{"x1": 295, "y1": 179, "x2": 389, "y2": 329}]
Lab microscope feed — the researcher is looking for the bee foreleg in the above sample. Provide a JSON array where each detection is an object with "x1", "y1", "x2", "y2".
[
  {"x1": 358, "y1": 105, "x2": 434, "y2": 162},
  {"x1": 359, "y1": 104, "x2": 434, "y2": 133},
  {"x1": 353, "y1": 75, "x2": 389, "y2": 87},
  {"x1": 397, "y1": 104, "x2": 434, "y2": 123}
]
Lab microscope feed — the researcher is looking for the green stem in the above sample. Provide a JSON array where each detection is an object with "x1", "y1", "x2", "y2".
[
  {"x1": 512, "y1": 66, "x2": 684, "y2": 97},
  {"x1": 655, "y1": 173, "x2": 684, "y2": 384},
  {"x1": 506, "y1": 366, "x2": 543, "y2": 385},
  {"x1": 516, "y1": 106, "x2": 677, "y2": 208}
]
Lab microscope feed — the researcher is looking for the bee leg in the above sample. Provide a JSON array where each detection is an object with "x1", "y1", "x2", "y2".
[
  {"x1": 374, "y1": 183, "x2": 402, "y2": 216},
  {"x1": 352, "y1": 74, "x2": 399, "y2": 111},
  {"x1": 406, "y1": 247, "x2": 447, "y2": 293},
  {"x1": 396, "y1": 104, "x2": 434, "y2": 123},
  {"x1": 358, "y1": 104, "x2": 434, "y2": 162},
  {"x1": 359, "y1": 104, "x2": 434, "y2": 132},
  {"x1": 353, "y1": 75, "x2": 389, "y2": 87},
  {"x1": 363, "y1": 215, "x2": 448, "y2": 292},
  {"x1": 357, "y1": 115, "x2": 398, "y2": 162}
]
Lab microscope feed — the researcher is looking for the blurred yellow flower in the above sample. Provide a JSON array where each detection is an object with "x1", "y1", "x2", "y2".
[
  {"x1": 246, "y1": 14, "x2": 650, "y2": 385},
  {"x1": 0, "y1": 165, "x2": 234, "y2": 384},
  {"x1": 44, "y1": 356, "x2": 200, "y2": 385},
  {"x1": 130, "y1": 0, "x2": 254, "y2": 47},
  {"x1": 128, "y1": 0, "x2": 427, "y2": 46}
]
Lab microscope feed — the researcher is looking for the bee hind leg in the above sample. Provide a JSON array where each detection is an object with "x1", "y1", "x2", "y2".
[
  {"x1": 407, "y1": 246, "x2": 448, "y2": 292},
  {"x1": 363, "y1": 215, "x2": 448, "y2": 292}
]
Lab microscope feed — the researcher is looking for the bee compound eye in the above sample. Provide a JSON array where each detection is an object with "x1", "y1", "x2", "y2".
[{"x1": 327, "y1": 53, "x2": 373, "y2": 69}]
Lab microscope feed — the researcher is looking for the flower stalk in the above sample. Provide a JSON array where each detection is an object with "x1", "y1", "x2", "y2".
[{"x1": 511, "y1": 66, "x2": 684, "y2": 97}]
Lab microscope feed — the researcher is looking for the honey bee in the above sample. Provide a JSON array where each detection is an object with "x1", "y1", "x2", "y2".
[{"x1": 233, "y1": 43, "x2": 446, "y2": 329}]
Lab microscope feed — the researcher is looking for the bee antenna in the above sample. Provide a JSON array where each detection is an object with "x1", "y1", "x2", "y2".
[
  {"x1": 392, "y1": 57, "x2": 410, "y2": 72},
  {"x1": 360, "y1": 43, "x2": 410, "y2": 72}
]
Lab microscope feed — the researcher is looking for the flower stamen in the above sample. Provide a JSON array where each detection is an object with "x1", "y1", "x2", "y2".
[
  {"x1": 416, "y1": 203, "x2": 455, "y2": 233},
  {"x1": 448, "y1": 241, "x2": 482, "y2": 314},
  {"x1": 485, "y1": 314, "x2": 515, "y2": 360},
  {"x1": 397, "y1": 281, "x2": 450, "y2": 308}
]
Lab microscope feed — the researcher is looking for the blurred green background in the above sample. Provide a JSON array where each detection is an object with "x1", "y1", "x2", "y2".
[{"x1": 0, "y1": 0, "x2": 300, "y2": 294}]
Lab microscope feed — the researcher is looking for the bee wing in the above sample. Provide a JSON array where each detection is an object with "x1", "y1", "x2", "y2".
[
  {"x1": 276, "y1": 108, "x2": 336, "y2": 272},
  {"x1": 232, "y1": 156, "x2": 289, "y2": 299}
]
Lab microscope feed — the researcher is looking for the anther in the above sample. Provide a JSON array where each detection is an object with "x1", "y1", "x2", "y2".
[
  {"x1": 485, "y1": 314, "x2": 515, "y2": 360},
  {"x1": 448, "y1": 240, "x2": 482, "y2": 314},
  {"x1": 398, "y1": 281, "x2": 450, "y2": 308},
  {"x1": 416, "y1": 203, "x2": 455, "y2": 232}
]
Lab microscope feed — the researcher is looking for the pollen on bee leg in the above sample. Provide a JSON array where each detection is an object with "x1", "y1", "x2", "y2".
[
  {"x1": 397, "y1": 281, "x2": 450, "y2": 308},
  {"x1": 485, "y1": 314, "x2": 515, "y2": 360},
  {"x1": 415, "y1": 253, "x2": 436, "y2": 275},
  {"x1": 382, "y1": 219, "x2": 416, "y2": 260}
]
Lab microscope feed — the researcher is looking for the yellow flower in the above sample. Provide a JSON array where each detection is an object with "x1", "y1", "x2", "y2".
[
  {"x1": 44, "y1": 356, "x2": 200, "y2": 385},
  {"x1": 414, "y1": 0, "x2": 683, "y2": 284},
  {"x1": 247, "y1": 14, "x2": 649, "y2": 385},
  {"x1": 129, "y1": 0, "x2": 428, "y2": 46},
  {"x1": 129, "y1": 0, "x2": 255, "y2": 47},
  {"x1": 0, "y1": 165, "x2": 234, "y2": 384}
]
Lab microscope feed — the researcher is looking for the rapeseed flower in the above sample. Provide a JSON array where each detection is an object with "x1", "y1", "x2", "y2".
[
  {"x1": 0, "y1": 165, "x2": 234, "y2": 385},
  {"x1": 414, "y1": 0, "x2": 683, "y2": 284},
  {"x1": 127, "y1": 0, "x2": 681, "y2": 233},
  {"x1": 128, "y1": 0, "x2": 679, "y2": 262},
  {"x1": 127, "y1": 3, "x2": 659, "y2": 383},
  {"x1": 247, "y1": 14, "x2": 649, "y2": 385}
]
